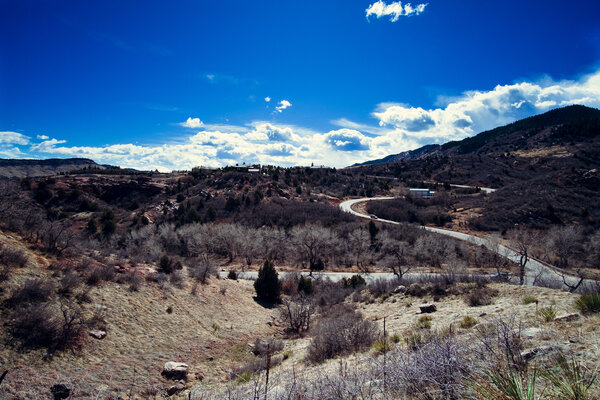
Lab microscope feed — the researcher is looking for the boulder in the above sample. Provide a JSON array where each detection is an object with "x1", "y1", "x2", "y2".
[
  {"x1": 520, "y1": 327, "x2": 543, "y2": 339},
  {"x1": 51, "y1": 384, "x2": 71, "y2": 400},
  {"x1": 167, "y1": 382, "x2": 185, "y2": 396},
  {"x1": 162, "y1": 362, "x2": 188, "y2": 380},
  {"x1": 89, "y1": 330, "x2": 106, "y2": 340},
  {"x1": 393, "y1": 285, "x2": 406, "y2": 294},
  {"x1": 554, "y1": 313, "x2": 579, "y2": 323},
  {"x1": 419, "y1": 303, "x2": 437, "y2": 314}
]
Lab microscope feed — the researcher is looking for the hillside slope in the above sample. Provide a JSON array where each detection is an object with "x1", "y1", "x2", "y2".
[{"x1": 0, "y1": 158, "x2": 103, "y2": 178}]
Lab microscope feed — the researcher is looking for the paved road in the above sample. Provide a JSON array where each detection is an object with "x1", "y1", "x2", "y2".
[{"x1": 339, "y1": 197, "x2": 591, "y2": 290}]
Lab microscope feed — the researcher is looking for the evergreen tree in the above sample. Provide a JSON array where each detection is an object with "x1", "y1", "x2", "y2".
[{"x1": 254, "y1": 260, "x2": 281, "y2": 303}]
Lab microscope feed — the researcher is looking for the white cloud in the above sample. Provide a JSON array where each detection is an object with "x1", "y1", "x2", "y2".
[
  {"x1": 9, "y1": 69, "x2": 600, "y2": 170},
  {"x1": 265, "y1": 97, "x2": 271, "y2": 102},
  {"x1": 30, "y1": 138, "x2": 67, "y2": 152},
  {"x1": 373, "y1": 70, "x2": 600, "y2": 145},
  {"x1": 0, "y1": 131, "x2": 30, "y2": 145},
  {"x1": 366, "y1": 1, "x2": 427, "y2": 22},
  {"x1": 180, "y1": 117, "x2": 204, "y2": 128},
  {"x1": 275, "y1": 100, "x2": 292, "y2": 113},
  {"x1": 37, "y1": 134, "x2": 49, "y2": 140}
]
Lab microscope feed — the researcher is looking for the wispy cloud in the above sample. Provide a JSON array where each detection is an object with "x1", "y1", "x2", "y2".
[
  {"x1": 180, "y1": 117, "x2": 204, "y2": 128},
  {"x1": 366, "y1": 1, "x2": 427, "y2": 22},
  {"x1": 275, "y1": 100, "x2": 292, "y2": 113},
  {"x1": 36, "y1": 135, "x2": 49, "y2": 140},
  {"x1": 0, "y1": 131, "x2": 30, "y2": 145}
]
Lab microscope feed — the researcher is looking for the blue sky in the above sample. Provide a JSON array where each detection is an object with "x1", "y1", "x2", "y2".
[{"x1": 1, "y1": 0, "x2": 600, "y2": 170}]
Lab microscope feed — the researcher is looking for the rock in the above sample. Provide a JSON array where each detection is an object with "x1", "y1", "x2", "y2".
[
  {"x1": 167, "y1": 382, "x2": 185, "y2": 396},
  {"x1": 520, "y1": 327, "x2": 543, "y2": 339},
  {"x1": 89, "y1": 330, "x2": 106, "y2": 340},
  {"x1": 521, "y1": 345, "x2": 557, "y2": 361},
  {"x1": 162, "y1": 362, "x2": 188, "y2": 380},
  {"x1": 393, "y1": 285, "x2": 406, "y2": 294},
  {"x1": 51, "y1": 384, "x2": 71, "y2": 400},
  {"x1": 419, "y1": 303, "x2": 437, "y2": 314},
  {"x1": 206, "y1": 355, "x2": 214, "y2": 361},
  {"x1": 194, "y1": 372, "x2": 204, "y2": 381},
  {"x1": 479, "y1": 313, "x2": 487, "y2": 317},
  {"x1": 554, "y1": 313, "x2": 579, "y2": 323}
]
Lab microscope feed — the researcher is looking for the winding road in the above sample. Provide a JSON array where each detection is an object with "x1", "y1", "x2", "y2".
[{"x1": 339, "y1": 196, "x2": 589, "y2": 290}]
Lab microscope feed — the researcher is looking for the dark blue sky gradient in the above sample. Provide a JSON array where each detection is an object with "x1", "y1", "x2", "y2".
[{"x1": 1, "y1": 0, "x2": 599, "y2": 150}]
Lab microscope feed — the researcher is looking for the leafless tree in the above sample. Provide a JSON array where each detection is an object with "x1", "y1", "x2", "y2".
[
  {"x1": 291, "y1": 225, "x2": 338, "y2": 273},
  {"x1": 545, "y1": 225, "x2": 583, "y2": 268},
  {"x1": 507, "y1": 227, "x2": 539, "y2": 285},
  {"x1": 379, "y1": 232, "x2": 412, "y2": 279},
  {"x1": 279, "y1": 294, "x2": 315, "y2": 334}
]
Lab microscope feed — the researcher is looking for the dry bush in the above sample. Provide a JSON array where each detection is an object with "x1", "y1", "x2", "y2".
[
  {"x1": 385, "y1": 334, "x2": 475, "y2": 399},
  {"x1": 85, "y1": 265, "x2": 115, "y2": 286},
  {"x1": 464, "y1": 285, "x2": 499, "y2": 307},
  {"x1": 368, "y1": 278, "x2": 395, "y2": 298},
  {"x1": 252, "y1": 337, "x2": 284, "y2": 356},
  {"x1": 188, "y1": 256, "x2": 216, "y2": 284},
  {"x1": 306, "y1": 304, "x2": 380, "y2": 363},
  {"x1": 170, "y1": 270, "x2": 185, "y2": 289},
  {"x1": 0, "y1": 244, "x2": 29, "y2": 268},
  {"x1": 10, "y1": 300, "x2": 88, "y2": 351},
  {"x1": 312, "y1": 278, "x2": 353, "y2": 307},
  {"x1": 280, "y1": 295, "x2": 315, "y2": 334},
  {"x1": 7, "y1": 278, "x2": 55, "y2": 306},
  {"x1": 58, "y1": 270, "x2": 82, "y2": 297}
]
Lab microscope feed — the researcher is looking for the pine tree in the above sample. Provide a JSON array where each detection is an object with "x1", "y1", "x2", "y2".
[{"x1": 254, "y1": 260, "x2": 281, "y2": 303}]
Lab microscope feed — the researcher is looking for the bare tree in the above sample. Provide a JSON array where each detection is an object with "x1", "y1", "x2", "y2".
[
  {"x1": 545, "y1": 225, "x2": 583, "y2": 268},
  {"x1": 291, "y1": 225, "x2": 338, "y2": 273},
  {"x1": 279, "y1": 295, "x2": 315, "y2": 334},
  {"x1": 379, "y1": 232, "x2": 412, "y2": 280},
  {"x1": 507, "y1": 227, "x2": 538, "y2": 285}
]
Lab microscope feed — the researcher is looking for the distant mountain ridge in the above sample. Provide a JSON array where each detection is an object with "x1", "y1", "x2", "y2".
[
  {"x1": 0, "y1": 158, "x2": 102, "y2": 178},
  {"x1": 352, "y1": 105, "x2": 600, "y2": 166}
]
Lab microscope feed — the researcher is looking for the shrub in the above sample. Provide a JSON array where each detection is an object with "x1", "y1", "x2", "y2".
[
  {"x1": 85, "y1": 265, "x2": 115, "y2": 286},
  {"x1": 575, "y1": 293, "x2": 600, "y2": 314},
  {"x1": 460, "y1": 316, "x2": 478, "y2": 329},
  {"x1": 227, "y1": 269, "x2": 238, "y2": 280},
  {"x1": 158, "y1": 254, "x2": 179, "y2": 274},
  {"x1": 251, "y1": 337, "x2": 284, "y2": 356},
  {"x1": 169, "y1": 270, "x2": 185, "y2": 289},
  {"x1": 342, "y1": 274, "x2": 366, "y2": 289},
  {"x1": 306, "y1": 304, "x2": 380, "y2": 363},
  {"x1": 417, "y1": 315, "x2": 433, "y2": 329},
  {"x1": 543, "y1": 355, "x2": 597, "y2": 400},
  {"x1": 368, "y1": 278, "x2": 394, "y2": 298},
  {"x1": 537, "y1": 306, "x2": 557, "y2": 323},
  {"x1": 280, "y1": 295, "x2": 315, "y2": 333},
  {"x1": 58, "y1": 271, "x2": 82, "y2": 297},
  {"x1": 254, "y1": 260, "x2": 281, "y2": 303},
  {"x1": 522, "y1": 296, "x2": 538, "y2": 305},
  {"x1": 372, "y1": 339, "x2": 392, "y2": 354},
  {"x1": 464, "y1": 286, "x2": 498, "y2": 307},
  {"x1": 188, "y1": 256, "x2": 215, "y2": 284},
  {"x1": 7, "y1": 278, "x2": 55, "y2": 306},
  {"x1": 0, "y1": 245, "x2": 28, "y2": 268},
  {"x1": 10, "y1": 301, "x2": 87, "y2": 351},
  {"x1": 297, "y1": 275, "x2": 314, "y2": 295}
]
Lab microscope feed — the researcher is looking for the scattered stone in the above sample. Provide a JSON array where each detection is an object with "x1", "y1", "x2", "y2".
[
  {"x1": 89, "y1": 330, "x2": 106, "y2": 340},
  {"x1": 554, "y1": 313, "x2": 579, "y2": 323},
  {"x1": 206, "y1": 355, "x2": 214, "y2": 361},
  {"x1": 167, "y1": 382, "x2": 185, "y2": 396},
  {"x1": 162, "y1": 362, "x2": 188, "y2": 380},
  {"x1": 479, "y1": 313, "x2": 487, "y2": 317},
  {"x1": 419, "y1": 303, "x2": 437, "y2": 314},
  {"x1": 194, "y1": 372, "x2": 204, "y2": 381},
  {"x1": 393, "y1": 285, "x2": 406, "y2": 294},
  {"x1": 51, "y1": 384, "x2": 71, "y2": 400}
]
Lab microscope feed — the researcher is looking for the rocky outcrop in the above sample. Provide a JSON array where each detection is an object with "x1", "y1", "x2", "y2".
[{"x1": 162, "y1": 362, "x2": 188, "y2": 381}]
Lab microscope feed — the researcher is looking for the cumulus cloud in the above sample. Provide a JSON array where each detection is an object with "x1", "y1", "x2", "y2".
[
  {"x1": 366, "y1": 1, "x2": 427, "y2": 22},
  {"x1": 264, "y1": 97, "x2": 271, "y2": 102},
  {"x1": 374, "y1": 70, "x2": 600, "y2": 144},
  {"x1": 0, "y1": 131, "x2": 30, "y2": 145},
  {"x1": 325, "y1": 129, "x2": 370, "y2": 151},
  {"x1": 9, "y1": 69, "x2": 600, "y2": 170},
  {"x1": 37, "y1": 134, "x2": 49, "y2": 140},
  {"x1": 275, "y1": 100, "x2": 292, "y2": 113},
  {"x1": 180, "y1": 117, "x2": 204, "y2": 128}
]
